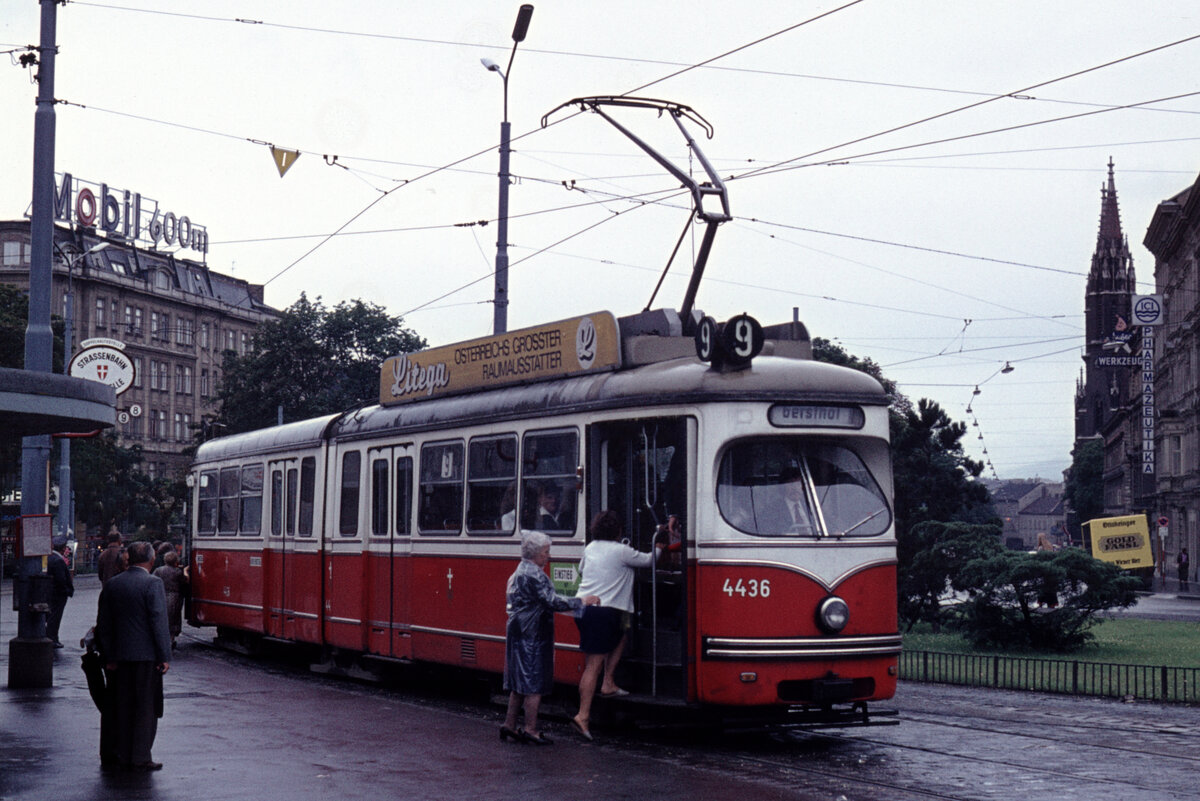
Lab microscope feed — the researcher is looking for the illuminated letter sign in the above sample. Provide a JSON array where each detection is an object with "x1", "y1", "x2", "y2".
[{"x1": 53, "y1": 173, "x2": 209, "y2": 256}]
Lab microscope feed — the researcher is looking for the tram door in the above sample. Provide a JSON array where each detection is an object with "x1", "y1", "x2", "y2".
[
  {"x1": 266, "y1": 456, "x2": 321, "y2": 642},
  {"x1": 587, "y1": 416, "x2": 693, "y2": 699},
  {"x1": 364, "y1": 444, "x2": 414, "y2": 660}
]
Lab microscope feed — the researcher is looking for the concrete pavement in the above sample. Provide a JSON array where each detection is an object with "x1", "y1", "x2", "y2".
[{"x1": 0, "y1": 576, "x2": 799, "y2": 801}]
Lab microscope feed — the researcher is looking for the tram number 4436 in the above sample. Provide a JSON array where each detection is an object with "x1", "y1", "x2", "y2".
[{"x1": 723, "y1": 577, "x2": 771, "y2": 598}]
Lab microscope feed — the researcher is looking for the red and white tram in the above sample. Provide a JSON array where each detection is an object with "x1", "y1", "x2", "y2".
[{"x1": 187, "y1": 309, "x2": 900, "y2": 725}]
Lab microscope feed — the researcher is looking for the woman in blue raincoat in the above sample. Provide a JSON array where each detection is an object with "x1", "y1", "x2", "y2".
[{"x1": 501, "y1": 531, "x2": 598, "y2": 744}]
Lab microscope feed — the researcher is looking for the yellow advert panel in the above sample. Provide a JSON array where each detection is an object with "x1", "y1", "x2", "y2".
[
  {"x1": 380, "y1": 312, "x2": 621, "y2": 406},
  {"x1": 1086, "y1": 514, "x2": 1154, "y2": 569}
]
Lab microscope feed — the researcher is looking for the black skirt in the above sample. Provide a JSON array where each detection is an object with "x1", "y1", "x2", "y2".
[{"x1": 575, "y1": 606, "x2": 623, "y2": 655}]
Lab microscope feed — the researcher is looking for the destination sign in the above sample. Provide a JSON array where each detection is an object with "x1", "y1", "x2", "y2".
[
  {"x1": 768, "y1": 405, "x2": 865, "y2": 429},
  {"x1": 379, "y1": 313, "x2": 621, "y2": 406}
]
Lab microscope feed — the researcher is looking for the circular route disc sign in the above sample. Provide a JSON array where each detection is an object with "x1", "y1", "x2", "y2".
[
  {"x1": 1158, "y1": 516, "x2": 1169, "y2": 527},
  {"x1": 68, "y1": 345, "x2": 136, "y2": 396}
]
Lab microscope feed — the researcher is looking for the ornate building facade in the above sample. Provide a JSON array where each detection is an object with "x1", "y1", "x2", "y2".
[
  {"x1": 1144, "y1": 169, "x2": 1200, "y2": 575},
  {"x1": 0, "y1": 219, "x2": 276, "y2": 481}
]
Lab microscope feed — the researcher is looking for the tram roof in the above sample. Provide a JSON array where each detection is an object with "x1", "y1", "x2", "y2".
[
  {"x1": 196, "y1": 413, "x2": 340, "y2": 463},
  {"x1": 196, "y1": 352, "x2": 886, "y2": 463},
  {"x1": 337, "y1": 353, "x2": 885, "y2": 441}
]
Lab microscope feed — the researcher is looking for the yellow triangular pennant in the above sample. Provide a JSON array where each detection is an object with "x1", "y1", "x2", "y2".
[{"x1": 270, "y1": 146, "x2": 300, "y2": 178}]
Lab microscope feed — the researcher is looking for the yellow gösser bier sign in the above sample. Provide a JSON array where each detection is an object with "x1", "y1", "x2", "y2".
[
  {"x1": 1084, "y1": 514, "x2": 1155, "y2": 569},
  {"x1": 379, "y1": 312, "x2": 622, "y2": 406}
]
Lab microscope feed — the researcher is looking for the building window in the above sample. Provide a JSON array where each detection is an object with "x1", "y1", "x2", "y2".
[
  {"x1": 157, "y1": 409, "x2": 167, "y2": 439},
  {"x1": 132, "y1": 307, "x2": 143, "y2": 336},
  {"x1": 173, "y1": 413, "x2": 191, "y2": 442},
  {"x1": 176, "y1": 318, "x2": 193, "y2": 347},
  {"x1": 94, "y1": 298, "x2": 106, "y2": 329},
  {"x1": 240, "y1": 331, "x2": 249, "y2": 355},
  {"x1": 200, "y1": 368, "x2": 209, "y2": 398},
  {"x1": 151, "y1": 311, "x2": 160, "y2": 339},
  {"x1": 154, "y1": 270, "x2": 172, "y2": 290},
  {"x1": 133, "y1": 356, "x2": 143, "y2": 388},
  {"x1": 1169, "y1": 434, "x2": 1183, "y2": 475},
  {"x1": 2, "y1": 240, "x2": 30, "y2": 266},
  {"x1": 200, "y1": 322, "x2": 209, "y2": 349},
  {"x1": 175, "y1": 364, "x2": 192, "y2": 394}
]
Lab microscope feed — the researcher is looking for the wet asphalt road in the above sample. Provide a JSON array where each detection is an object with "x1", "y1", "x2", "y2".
[{"x1": 1, "y1": 576, "x2": 1197, "y2": 801}]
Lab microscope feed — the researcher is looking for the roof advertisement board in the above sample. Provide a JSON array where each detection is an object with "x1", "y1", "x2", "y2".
[{"x1": 379, "y1": 312, "x2": 621, "y2": 406}]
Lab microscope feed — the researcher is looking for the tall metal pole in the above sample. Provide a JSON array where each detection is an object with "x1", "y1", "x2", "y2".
[
  {"x1": 494, "y1": 118, "x2": 511, "y2": 334},
  {"x1": 12, "y1": 0, "x2": 60, "y2": 688},
  {"x1": 489, "y1": 4, "x2": 533, "y2": 336}
]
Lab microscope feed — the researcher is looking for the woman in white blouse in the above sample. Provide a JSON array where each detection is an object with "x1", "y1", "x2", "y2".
[{"x1": 570, "y1": 510, "x2": 663, "y2": 740}]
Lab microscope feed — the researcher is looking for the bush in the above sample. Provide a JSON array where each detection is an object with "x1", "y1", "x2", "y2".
[
  {"x1": 954, "y1": 547, "x2": 1140, "y2": 651},
  {"x1": 899, "y1": 520, "x2": 1004, "y2": 631}
]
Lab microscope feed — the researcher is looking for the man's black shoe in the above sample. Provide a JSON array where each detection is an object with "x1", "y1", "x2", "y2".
[{"x1": 131, "y1": 762, "x2": 163, "y2": 772}]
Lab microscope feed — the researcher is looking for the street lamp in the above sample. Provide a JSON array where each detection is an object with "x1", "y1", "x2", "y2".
[
  {"x1": 481, "y1": 3, "x2": 534, "y2": 335},
  {"x1": 55, "y1": 241, "x2": 108, "y2": 540}
]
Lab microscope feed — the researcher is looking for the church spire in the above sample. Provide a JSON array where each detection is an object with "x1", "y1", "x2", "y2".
[{"x1": 1097, "y1": 156, "x2": 1123, "y2": 243}]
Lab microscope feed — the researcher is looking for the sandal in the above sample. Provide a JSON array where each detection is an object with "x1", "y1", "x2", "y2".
[
  {"x1": 570, "y1": 717, "x2": 593, "y2": 742},
  {"x1": 524, "y1": 731, "x2": 553, "y2": 746},
  {"x1": 499, "y1": 725, "x2": 523, "y2": 743},
  {"x1": 599, "y1": 687, "x2": 630, "y2": 698}
]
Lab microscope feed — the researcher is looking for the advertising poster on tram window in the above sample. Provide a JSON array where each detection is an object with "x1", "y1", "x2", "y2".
[
  {"x1": 1085, "y1": 514, "x2": 1154, "y2": 569},
  {"x1": 379, "y1": 313, "x2": 622, "y2": 406}
]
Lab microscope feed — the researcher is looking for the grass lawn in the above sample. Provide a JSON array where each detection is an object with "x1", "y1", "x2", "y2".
[{"x1": 902, "y1": 616, "x2": 1200, "y2": 667}]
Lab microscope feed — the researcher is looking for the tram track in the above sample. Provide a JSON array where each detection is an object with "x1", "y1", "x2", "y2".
[
  {"x1": 183, "y1": 630, "x2": 1193, "y2": 800},
  {"x1": 893, "y1": 708, "x2": 1200, "y2": 762},
  {"x1": 765, "y1": 722, "x2": 1194, "y2": 799}
]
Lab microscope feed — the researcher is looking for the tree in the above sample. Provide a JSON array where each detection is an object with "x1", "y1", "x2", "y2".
[
  {"x1": 71, "y1": 432, "x2": 146, "y2": 536},
  {"x1": 1064, "y1": 437, "x2": 1104, "y2": 540},
  {"x1": 899, "y1": 521, "x2": 1005, "y2": 631},
  {"x1": 214, "y1": 294, "x2": 425, "y2": 434},
  {"x1": 891, "y1": 398, "x2": 994, "y2": 537},
  {"x1": 955, "y1": 547, "x2": 1140, "y2": 651}
]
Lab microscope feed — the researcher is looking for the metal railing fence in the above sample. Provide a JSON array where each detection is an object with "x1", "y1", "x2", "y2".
[{"x1": 901, "y1": 650, "x2": 1200, "y2": 704}]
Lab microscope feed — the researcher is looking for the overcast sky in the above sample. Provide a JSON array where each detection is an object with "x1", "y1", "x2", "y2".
[{"x1": 3, "y1": 0, "x2": 1198, "y2": 479}]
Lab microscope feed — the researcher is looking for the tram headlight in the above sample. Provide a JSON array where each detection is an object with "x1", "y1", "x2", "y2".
[{"x1": 816, "y1": 596, "x2": 850, "y2": 634}]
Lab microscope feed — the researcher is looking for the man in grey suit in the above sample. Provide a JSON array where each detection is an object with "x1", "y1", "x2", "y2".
[{"x1": 94, "y1": 540, "x2": 171, "y2": 771}]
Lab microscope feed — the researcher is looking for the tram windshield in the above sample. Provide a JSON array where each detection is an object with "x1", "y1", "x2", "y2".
[{"x1": 718, "y1": 439, "x2": 890, "y2": 538}]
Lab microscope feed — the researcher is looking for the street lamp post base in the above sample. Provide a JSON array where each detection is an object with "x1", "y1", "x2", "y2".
[{"x1": 8, "y1": 638, "x2": 55, "y2": 689}]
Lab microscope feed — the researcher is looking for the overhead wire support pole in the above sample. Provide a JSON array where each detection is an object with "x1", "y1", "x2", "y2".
[
  {"x1": 483, "y1": 4, "x2": 534, "y2": 335},
  {"x1": 541, "y1": 96, "x2": 731, "y2": 332},
  {"x1": 13, "y1": 0, "x2": 60, "y2": 689}
]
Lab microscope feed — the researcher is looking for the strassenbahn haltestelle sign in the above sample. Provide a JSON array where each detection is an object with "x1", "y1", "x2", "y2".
[{"x1": 379, "y1": 313, "x2": 621, "y2": 406}]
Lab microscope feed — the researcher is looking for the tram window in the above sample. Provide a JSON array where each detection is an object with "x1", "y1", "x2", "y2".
[
  {"x1": 286, "y1": 467, "x2": 298, "y2": 536},
  {"x1": 339, "y1": 451, "x2": 361, "y2": 537},
  {"x1": 218, "y1": 467, "x2": 239, "y2": 534},
  {"x1": 197, "y1": 470, "x2": 218, "y2": 535},
  {"x1": 717, "y1": 439, "x2": 890, "y2": 538},
  {"x1": 371, "y1": 457, "x2": 389, "y2": 537},
  {"x1": 270, "y1": 468, "x2": 283, "y2": 537},
  {"x1": 395, "y1": 456, "x2": 412, "y2": 535},
  {"x1": 298, "y1": 457, "x2": 315, "y2": 537},
  {"x1": 419, "y1": 440, "x2": 464, "y2": 534},
  {"x1": 520, "y1": 430, "x2": 578, "y2": 534},
  {"x1": 239, "y1": 463, "x2": 264, "y2": 535},
  {"x1": 467, "y1": 434, "x2": 518, "y2": 535}
]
